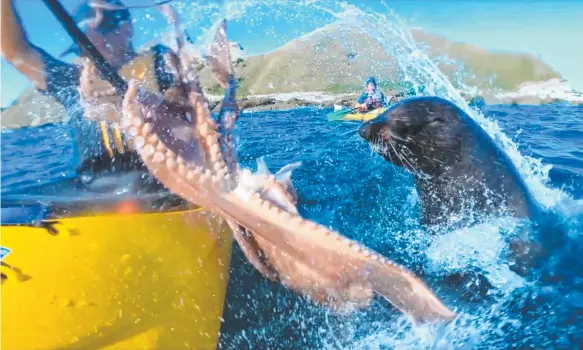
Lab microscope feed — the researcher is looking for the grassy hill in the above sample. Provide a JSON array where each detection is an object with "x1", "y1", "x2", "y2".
[
  {"x1": 0, "y1": 87, "x2": 67, "y2": 128},
  {"x1": 411, "y1": 30, "x2": 560, "y2": 90},
  {"x1": 198, "y1": 23, "x2": 560, "y2": 95}
]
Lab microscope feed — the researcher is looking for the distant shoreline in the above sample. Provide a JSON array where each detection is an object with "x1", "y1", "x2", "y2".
[
  {"x1": 2, "y1": 78, "x2": 582, "y2": 130},
  {"x1": 206, "y1": 82, "x2": 583, "y2": 114}
]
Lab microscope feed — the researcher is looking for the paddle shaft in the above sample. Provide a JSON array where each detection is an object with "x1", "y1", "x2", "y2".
[{"x1": 41, "y1": 0, "x2": 128, "y2": 95}]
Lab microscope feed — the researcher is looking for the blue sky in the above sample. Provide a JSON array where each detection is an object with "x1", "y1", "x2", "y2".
[{"x1": 2, "y1": 0, "x2": 582, "y2": 107}]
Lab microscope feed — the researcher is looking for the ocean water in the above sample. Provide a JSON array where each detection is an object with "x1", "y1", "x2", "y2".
[{"x1": 2, "y1": 103, "x2": 582, "y2": 348}]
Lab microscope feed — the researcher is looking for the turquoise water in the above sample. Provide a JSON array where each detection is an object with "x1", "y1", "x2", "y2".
[{"x1": 2, "y1": 104, "x2": 582, "y2": 348}]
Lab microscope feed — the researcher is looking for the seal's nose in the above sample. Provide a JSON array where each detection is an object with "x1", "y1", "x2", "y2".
[{"x1": 358, "y1": 122, "x2": 373, "y2": 140}]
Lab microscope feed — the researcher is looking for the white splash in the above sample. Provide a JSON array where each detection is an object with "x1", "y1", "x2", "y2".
[
  {"x1": 495, "y1": 78, "x2": 583, "y2": 103},
  {"x1": 425, "y1": 219, "x2": 527, "y2": 292}
]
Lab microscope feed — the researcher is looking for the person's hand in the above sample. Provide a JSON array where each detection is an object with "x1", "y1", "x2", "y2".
[{"x1": 359, "y1": 104, "x2": 368, "y2": 112}]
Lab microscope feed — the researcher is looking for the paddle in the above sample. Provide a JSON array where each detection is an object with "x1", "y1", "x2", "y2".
[
  {"x1": 41, "y1": 0, "x2": 128, "y2": 94},
  {"x1": 326, "y1": 106, "x2": 360, "y2": 121}
]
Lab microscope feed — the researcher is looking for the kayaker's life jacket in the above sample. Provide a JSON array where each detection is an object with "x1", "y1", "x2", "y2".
[
  {"x1": 74, "y1": 44, "x2": 188, "y2": 182},
  {"x1": 360, "y1": 88, "x2": 385, "y2": 109}
]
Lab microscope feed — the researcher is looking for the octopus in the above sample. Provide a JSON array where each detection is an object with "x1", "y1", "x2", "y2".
[{"x1": 78, "y1": 19, "x2": 457, "y2": 325}]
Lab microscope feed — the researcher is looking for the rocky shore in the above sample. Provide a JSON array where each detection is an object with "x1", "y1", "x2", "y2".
[
  {"x1": 2, "y1": 87, "x2": 581, "y2": 130},
  {"x1": 208, "y1": 89, "x2": 582, "y2": 114}
]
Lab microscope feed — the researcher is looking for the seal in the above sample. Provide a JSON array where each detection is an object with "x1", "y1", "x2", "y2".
[{"x1": 358, "y1": 96, "x2": 541, "y2": 227}]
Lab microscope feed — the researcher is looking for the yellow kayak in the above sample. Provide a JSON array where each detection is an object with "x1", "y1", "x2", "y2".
[
  {"x1": 1, "y1": 204, "x2": 233, "y2": 350},
  {"x1": 342, "y1": 107, "x2": 387, "y2": 121}
]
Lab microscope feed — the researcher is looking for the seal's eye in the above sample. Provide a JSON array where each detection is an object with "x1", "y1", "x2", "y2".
[
  {"x1": 420, "y1": 117, "x2": 445, "y2": 130},
  {"x1": 429, "y1": 117, "x2": 445, "y2": 125},
  {"x1": 404, "y1": 117, "x2": 445, "y2": 136}
]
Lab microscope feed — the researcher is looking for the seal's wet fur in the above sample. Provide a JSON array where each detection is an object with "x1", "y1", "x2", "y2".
[{"x1": 359, "y1": 96, "x2": 540, "y2": 227}]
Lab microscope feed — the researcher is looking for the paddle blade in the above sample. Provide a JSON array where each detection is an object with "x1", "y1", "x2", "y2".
[{"x1": 326, "y1": 108, "x2": 353, "y2": 121}]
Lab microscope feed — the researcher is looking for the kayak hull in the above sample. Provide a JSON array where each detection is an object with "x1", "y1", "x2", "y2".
[
  {"x1": 1, "y1": 208, "x2": 233, "y2": 350},
  {"x1": 342, "y1": 107, "x2": 387, "y2": 121}
]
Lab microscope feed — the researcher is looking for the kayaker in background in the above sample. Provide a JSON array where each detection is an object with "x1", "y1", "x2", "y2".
[
  {"x1": 1, "y1": 0, "x2": 182, "y2": 191},
  {"x1": 354, "y1": 76, "x2": 386, "y2": 112}
]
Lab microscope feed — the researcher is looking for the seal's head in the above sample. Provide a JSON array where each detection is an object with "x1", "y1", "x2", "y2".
[{"x1": 358, "y1": 96, "x2": 464, "y2": 176}]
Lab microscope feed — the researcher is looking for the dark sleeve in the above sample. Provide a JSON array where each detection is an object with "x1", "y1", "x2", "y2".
[
  {"x1": 151, "y1": 44, "x2": 179, "y2": 93},
  {"x1": 33, "y1": 45, "x2": 81, "y2": 109},
  {"x1": 356, "y1": 92, "x2": 367, "y2": 104}
]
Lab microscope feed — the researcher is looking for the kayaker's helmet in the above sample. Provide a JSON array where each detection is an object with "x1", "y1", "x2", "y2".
[
  {"x1": 365, "y1": 77, "x2": 377, "y2": 87},
  {"x1": 60, "y1": 0, "x2": 132, "y2": 58}
]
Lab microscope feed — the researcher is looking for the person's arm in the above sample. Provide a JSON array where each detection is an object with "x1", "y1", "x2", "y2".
[
  {"x1": 379, "y1": 91, "x2": 387, "y2": 106},
  {"x1": 1, "y1": 0, "x2": 77, "y2": 92},
  {"x1": 1, "y1": 0, "x2": 49, "y2": 89},
  {"x1": 353, "y1": 92, "x2": 366, "y2": 111},
  {"x1": 356, "y1": 92, "x2": 367, "y2": 104}
]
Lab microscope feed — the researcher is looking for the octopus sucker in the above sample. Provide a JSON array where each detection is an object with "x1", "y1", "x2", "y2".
[
  {"x1": 291, "y1": 216, "x2": 304, "y2": 226},
  {"x1": 197, "y1": 122, "x2": 210, "y2": 136},
  {"x1": 166, "y1": 157, "x2": 178, "y2": 170},
  {"x1": 142, "y1": 122, "x2": 153, "y2": 135},
  {"x1": 211, "y1": 174, "x2": 223, "y2": 184},
  {"x1": 177, "y1": 164, "x2": 187, "y2": 176},
  {"x1": 199, "y1": 172, "x2": 211, "y2": 184},
  {"x1": 147, "y1": 134, "x2": 160, "y2": 144},
  {"x1": 186, "y1": 170, "x2": 198, "y2": 182},
  {"x1": 208, "y1": 142, "x2": 221, "y2": 156},
  {"x1": 142, "y1": 144, "x2": 155, "y2": 157},
  {"x1": 152, "y1": 152, "x2": 166, "y2": 163},
  {"x1": 308, "y1": 221, "x2": 321, "y2": 231},
  {"x1": 79, "y1": 19, "x2": 456, "y2": 325},
  {"x1": 156, "y1": 143, "x2": 167, "y2": 153}
]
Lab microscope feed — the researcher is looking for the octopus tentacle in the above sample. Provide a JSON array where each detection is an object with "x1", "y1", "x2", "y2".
[
  {"x1": 242, "y1": 225, "x2": 374, "y2": 312},
  {"x1": 121, "y1": 80, "x2": 456, "y2": 324},
  {"x1": 204, "y1": 20, "x2": 240, "y2": 181},
  {"x1": 227, "y1": 220, "x2": 280, "y2": 281},
  {"x1": 117, "y1": 20, "x2": 456, "y2": 325},
  {"x1": 204, "y1": 20, "x2": 233, "y2": 89},
  {"x1": 218, "y1": 190, "x2": 456, "y2": 323}
]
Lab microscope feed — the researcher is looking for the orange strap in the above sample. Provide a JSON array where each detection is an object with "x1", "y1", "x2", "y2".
[
  {"x1": 112, "y1": 126, "x2": 125, "y2": 154},
  {"x1": 99, "y1": 121, "x2": 115, "y2": 158}
]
